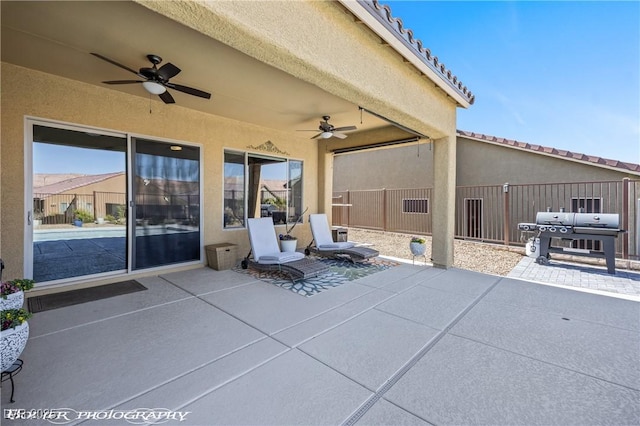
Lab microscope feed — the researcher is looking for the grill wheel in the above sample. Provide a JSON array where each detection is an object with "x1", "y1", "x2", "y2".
[{"x1": 536, "y1": 255, "x2": 550, "y2": 265}]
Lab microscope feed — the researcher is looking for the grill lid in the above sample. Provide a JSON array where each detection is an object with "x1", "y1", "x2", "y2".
[
  {"x1": 573, "y1": 213, "x2": 619, "y2": 229},
  {"x1": 535, "y1": 212, "x2": 574, "y2": 226}
]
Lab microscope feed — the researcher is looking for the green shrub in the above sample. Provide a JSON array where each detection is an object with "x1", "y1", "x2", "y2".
[{"x1": 74, "y1": 209, "x2": 94, "y2": 223}]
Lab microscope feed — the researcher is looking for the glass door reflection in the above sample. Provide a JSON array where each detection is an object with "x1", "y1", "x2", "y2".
[
  {"x1": 132, "y1": 139, "x2": 200, "y2": 270},
  {"x1": 31, "y1": 125, "x2": 127, "y2": 282}
]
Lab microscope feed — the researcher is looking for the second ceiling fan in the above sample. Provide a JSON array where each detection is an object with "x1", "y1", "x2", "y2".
[{"x1": 299, "y1": 116, "x2": 357, "y2": 139}]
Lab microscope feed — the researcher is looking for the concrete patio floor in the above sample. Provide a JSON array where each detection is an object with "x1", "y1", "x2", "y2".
[{"x1": 2, "y1": 264, "x2": 639, "y2": 425}]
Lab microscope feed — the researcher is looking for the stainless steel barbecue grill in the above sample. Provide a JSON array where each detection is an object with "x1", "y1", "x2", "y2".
[{"x1": 518, "y1": 212, "x2": 625, "y2": 274}]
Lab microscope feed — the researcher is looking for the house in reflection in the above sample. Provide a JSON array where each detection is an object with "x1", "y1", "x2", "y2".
[{"x1": 33, "y1": 172, "x2": 126, "y2": 225}]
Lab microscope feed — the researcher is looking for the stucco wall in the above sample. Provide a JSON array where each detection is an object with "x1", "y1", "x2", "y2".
[
  {"x1": 138, "y1": 0, "x2": 457, "y2": 142},
  {"x1": 334, "y1": 136, "x2": 635, "y2": 191},
  {"x1": 1, "y1": 63, "x2": 318, "y2": 279},
  {"x1": 333, "y1": 141, "x2": 434, "y2": 191},
  {"x1": 456, "y1": 137, "x2": 634, "y2": 185}
]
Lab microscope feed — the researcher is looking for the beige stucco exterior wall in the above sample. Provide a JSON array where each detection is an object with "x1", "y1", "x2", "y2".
[
  {"x1": 334, "y1": 137, "x2": 637, "y2": 191},
  {"x1": 0, "y1": 91, "x2": 2, "y2": 256},
  {"x1": 1, "y1": 63, "x2": 319, "y2": 279},
  {"x1": 431, "y1": 136, "x2": 457, "y2": 268},
  {"x1": 317, "y1": 141, "x2": 334, "y2": 217},
  {"x1": 333, "y1": 142, "x2": 435, "y2": 191},
  {"x1": 138, "y1": 1, "x2": 458, "y2": 140},
  {"x1": 456, "y1": 137, "x2": 636, "y2": 185}
]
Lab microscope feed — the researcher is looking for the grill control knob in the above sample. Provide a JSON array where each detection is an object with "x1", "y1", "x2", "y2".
[
  {"x1": 539, "y1": 226, "x2": 547, "y2": 232},
  {"x1": 559, "y1": 227, "x2": 568, "y2": 233},
  {"x1": 549, "y1": 226, "x2": 557, "y2": 233}
]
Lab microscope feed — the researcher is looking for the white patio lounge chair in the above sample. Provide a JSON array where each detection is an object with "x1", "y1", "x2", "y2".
[
  {"x1": 305, "y1": 214, "x2": 379, "y2": 262},
  {"x1": 241, "y1": 217, "x2": 329, "y2": 281}
]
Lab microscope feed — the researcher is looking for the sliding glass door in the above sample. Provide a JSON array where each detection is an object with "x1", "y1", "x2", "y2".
[
  {"x1": 131, "y1": 138, "x2": 201, "y2": 270},
  {"x1": 27, "y1": 121, "x2": 202, "y2": 284},
  {"x1": 31, "y1": 124, "x2": 127, "y2": 282}
]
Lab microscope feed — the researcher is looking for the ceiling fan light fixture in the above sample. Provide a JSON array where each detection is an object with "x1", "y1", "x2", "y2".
[
  {"x1": 320, "y1": 131, "x2": 333, "y2": 139},
  {"x1": 142, "y1": 81, "x2": 166, "y2": 95}
]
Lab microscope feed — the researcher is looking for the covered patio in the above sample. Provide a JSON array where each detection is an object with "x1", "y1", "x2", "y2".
[
  {"x1": 2, "y1": 0, "x2": 471, "y2": 290},
  {"x1": 4, "y1": 265, "x2": 638, "y2": 424},
  {"x1": 3, "y1": 2, "x2": 638, "y2": 424}
]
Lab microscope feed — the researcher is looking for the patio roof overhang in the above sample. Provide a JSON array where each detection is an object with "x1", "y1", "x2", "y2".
[
  {"x1": 1, "y1": 0, "x2": 462, "y2": 145},
  {"x1": 341, "y1": 0, "x2": 474, "y2": 109}
]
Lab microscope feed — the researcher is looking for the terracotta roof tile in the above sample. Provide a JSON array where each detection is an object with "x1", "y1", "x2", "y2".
[
  {"x1": 366, "y1": 0, "x2": 475, "y2": 105},
  {"x1": 457, "y1": 130, "x2": 640, "y2": 174}
]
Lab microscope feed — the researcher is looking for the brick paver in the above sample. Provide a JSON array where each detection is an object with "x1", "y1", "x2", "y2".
[{"x1": 508, "y1": 257, "x2": 640, "y2": 297}]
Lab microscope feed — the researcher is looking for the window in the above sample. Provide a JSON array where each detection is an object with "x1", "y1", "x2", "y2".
[
  {"x1": 402, "y1": 198, "x2": 429, "y2": 214},
  {"x1": 288, "y1": 160, "x2": 303, "y2": 223},
  {"x1": 224, "y1": 151, "x2": 245, "y2": 228},
  {"x1": 223, "y1": 150, "x2": 303, "y2": 229}
]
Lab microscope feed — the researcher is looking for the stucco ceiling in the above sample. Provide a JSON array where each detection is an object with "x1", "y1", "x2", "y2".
[{"x1": 1, "y1": 0, "x2": 388, "y2": 136}]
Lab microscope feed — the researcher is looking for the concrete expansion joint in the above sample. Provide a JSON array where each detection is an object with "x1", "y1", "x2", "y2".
[{"x1": 342, "y1": 276, "x2": 503, "y2": 426}]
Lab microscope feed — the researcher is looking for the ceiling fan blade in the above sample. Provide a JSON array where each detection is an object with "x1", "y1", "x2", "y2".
[
  {"x1": 157, "y1": 63, "x2": 181, "y2": 80},
  {"x1": 102, "y1": 80, "x2": 144, "y2": 85},
  {"x1": 91, "y1": 53, "x2": 144, "y2": 78},
  {"x1": 332, "y1": 132, "x2": 348, "y2": 139},
  {"x1": 309, "y1": 133, "x2": 323, "y2": 139},
  {"x1": 159, "y1": 91, "x2": 175, "y2": 104},
  {"x1": 165, "y1": 83, "x2": 211, "y2": 99},
  {"x1": 333, "y1": 125, "x2": 357, "y2": 132}
]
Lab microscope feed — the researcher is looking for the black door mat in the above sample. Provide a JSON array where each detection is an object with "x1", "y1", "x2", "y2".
[{"x1": 27, "y1": 280, "x2": 147, "y2": 313}]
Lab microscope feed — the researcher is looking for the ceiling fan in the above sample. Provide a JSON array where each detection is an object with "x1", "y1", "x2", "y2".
[
  {"x1": 91, "y1": 53, "x2": 211, "y2": 104},
  {"x1": 299, "y1": 116, "x2": 357, "y2": 139}
]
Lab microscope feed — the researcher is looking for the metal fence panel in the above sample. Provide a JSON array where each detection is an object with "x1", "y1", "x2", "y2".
[
  {"x1": 348, "y1": 190, "x2": 385, "y2": 230},
  {"x1": 625, "y1": 179, "x2": 639, "y2": 259},
  {"x1": 455, "y1": 185, "x2": 504, "y2": 243},
  {"x1": 386, "y1": 188, "x2": 432, "y2": 235},
  {"x1": 333, "y1": 178, "x2": 638, "y2": 260}
]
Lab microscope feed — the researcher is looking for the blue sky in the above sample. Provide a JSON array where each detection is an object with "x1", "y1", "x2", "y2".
[
  {"x1": 388, "y1": 1, "x2": 639, "y2": 164},
  {"x1": 34, "y1": 144, "x2": 125, "y2": 174}
]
